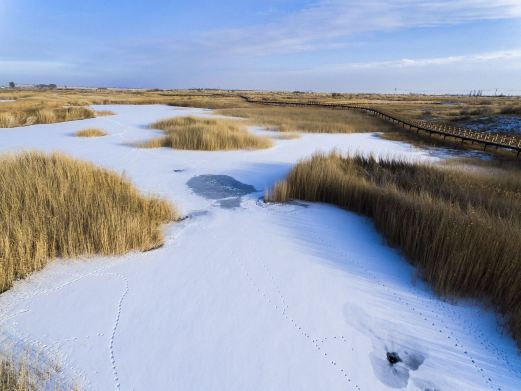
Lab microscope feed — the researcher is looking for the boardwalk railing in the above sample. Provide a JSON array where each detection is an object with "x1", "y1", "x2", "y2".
[{"x1": 238, "y1": 96, "x2": 521, "y2": 157}]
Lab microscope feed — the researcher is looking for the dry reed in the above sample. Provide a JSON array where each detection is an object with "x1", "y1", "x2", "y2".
[
  {"x1": 0, "y1": 152, "x2": 177, "y2": 292},
  {"x1": 267, "y1": 153, "x2": 521, "y2": 346},
  {"x1": 0, "y1": 353, "x2": 78, "y2": 391},
  {"x1": 0, "y1": 107, "x2": 94, "y2": 128},
  {"x1": 217, "y1": 105, "x2": 400, "y2": 133},
  {"x1": 143, "y1": 116, "x2": 272, "y2": 150},
  {"x1": 74, "y1": 128, "x2": 107, "y2": 137},
  {"x1": 94, "y1": 110, "x2": 115, "y2": 116}
]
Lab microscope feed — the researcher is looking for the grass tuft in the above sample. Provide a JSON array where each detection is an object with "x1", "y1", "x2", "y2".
[
  {"x1": 94, "y1": 110, "x2": 116, "y2": 117},
  {"x1": 0, "y1": 152, "x2": 177, "y2": 292},
  {"x1": 267, "y1": 153, "x2": 521, "y2": 346},
  {"x1": 74, "y1": 128, "x2": 107, "y2": 137},
  {"x1": 143, "y1": 116, "x2": 272, "y2": 151}
]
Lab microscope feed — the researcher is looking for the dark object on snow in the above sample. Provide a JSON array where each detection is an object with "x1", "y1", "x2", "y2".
[{"x1": 386, "y1": 352, "x2": 401, "y2": 365}]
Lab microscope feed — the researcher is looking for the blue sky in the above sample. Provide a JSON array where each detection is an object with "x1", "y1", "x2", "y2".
[{"x1": 1, "y1": 0, "x2": 521, "y2": 93}]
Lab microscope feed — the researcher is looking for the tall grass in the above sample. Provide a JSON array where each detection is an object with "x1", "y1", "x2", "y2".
[
  {"x1": 143, "y1": 116, "x2": 272, "y2": 150},
  {"x1": 74, "y1": 128, "x2": 107, "y2": 137},
  {"x1": 217, "y1": 105, "x2": 400, "y2": 133},
  {"x1": 0, "y1": 152, "x2": 177, "y2": 292},
  {"x1": 267, "y1": 153, "x2": 521, "y2": 346},
  {"x1": 0, "y1": 107, "x2": 94, "y2": 128}
]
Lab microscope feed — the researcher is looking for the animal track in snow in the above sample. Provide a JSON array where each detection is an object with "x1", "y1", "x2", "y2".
[
  {"x1": 105, "y1": 273, "x2": 129, "y2": 391},
  {"x1": 233, "y1": 247, "x2": 361, "y2": 390},
  {"x1": 259, "y1": 204, "x2": 516, "y2": 390},
  {"x1": 300, "y1": 214, "x2": 504, "y2": 390},
  {"x1": 0, "y1": 268, "x2": 133, "y2": 391}
]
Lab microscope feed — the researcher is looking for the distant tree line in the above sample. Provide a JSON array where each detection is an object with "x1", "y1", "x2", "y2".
[
  {"x1": 4, "y1": 82, "x2": 58, "y2": 89},
  {"x1": 36, "y1": 84, "x2": 57, "y2": 89}
]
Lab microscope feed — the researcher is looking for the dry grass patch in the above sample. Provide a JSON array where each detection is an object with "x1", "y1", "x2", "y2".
[
  {"x1": 0, "y1": 106, "x2": 94, "y2": 128},
  {"x1": 74, "y1": 128, "x2": 107, "y2": 137},
  {"x1": 0, "y1": 90, "x2": 245, "y2": 129},
  {"x1": 267, "y1": 153, "x2": 521, "y2": 346},
  {"x1": 0, "y1": 353, "x2": 78, "y2": 391},
  {"x1": 217, "y1": 105, "x2": 400, "y2": 133},
  {"x1": 94, "y1": 110, "x2": 115, "y2": 117},
  {"x1": 143, "y1": 116, "x2": 272, "y2": 151},
  {"x1": 271, "y1": 132, "x2": 300, "y2": 140},
  {"x1": 500, "y1": 105, "x2": 521, "y2": 115},
  {"x1": 0, "y1": 152, "x2": 177, "y2": 292},
  {"x1": 166, "y1": 95, "x2": 248, "y2": 109}
]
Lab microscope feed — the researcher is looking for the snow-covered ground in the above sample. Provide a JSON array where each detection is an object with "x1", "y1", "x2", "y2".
[{"x1": 0, "y1": 104, "x2": 520, "y2": 390}]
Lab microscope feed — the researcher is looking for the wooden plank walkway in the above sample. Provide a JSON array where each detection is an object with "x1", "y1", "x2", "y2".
[{"x1": 238, "y1": 96, "x2": 521, "y2": 157}]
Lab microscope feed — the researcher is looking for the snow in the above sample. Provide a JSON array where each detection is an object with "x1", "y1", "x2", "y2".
[{"x1": 0, "y1": 104, "x2": 520, "y2": 390}]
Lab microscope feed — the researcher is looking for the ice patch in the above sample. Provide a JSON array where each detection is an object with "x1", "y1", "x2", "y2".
[{"x1": 187, "y1": 175, "x2": 257, "y2": 209}]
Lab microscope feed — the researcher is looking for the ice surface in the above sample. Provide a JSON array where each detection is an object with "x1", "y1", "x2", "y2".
[{"x1": 187, "y1": 174, "x2": 256, "y2": 208}]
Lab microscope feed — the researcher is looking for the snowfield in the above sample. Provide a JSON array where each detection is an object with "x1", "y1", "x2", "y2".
[{"x1": 0, "y1": 104, "x2": 520, "y2": 390}]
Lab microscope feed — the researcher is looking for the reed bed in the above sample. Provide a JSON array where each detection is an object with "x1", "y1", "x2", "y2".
[
  {"x1": 0, "y1": 152, "x2": 177, "y2": 293},
  {"x1": 143, "y1": 116, "x2": 272, "y2": 151},
  {"x1": 0, "y1": 107, "x2": 94, "y2": 128},
  {"x1": 1, "y1": 88, "x2": 519, "y2": 129},
  {"x1": 267, "y1": 153, "x2": 521, "y2": 346},
  {"x1": 74, "y1": 128, "x2": 107, "y2": 137},
  {"x1": 217, "y1": 105, "x2": 400, "y2": 133},
  {"x1": 94, "y1": 110, "x2": 115, "y2": 116},
  {"x1": 166, "y1": 96, "x2": 248, "y2": 109}
]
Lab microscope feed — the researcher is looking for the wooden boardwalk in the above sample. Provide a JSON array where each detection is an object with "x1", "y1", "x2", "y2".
[{"x1": 239, "y1": 96, "x2": 521, "y2": 157}]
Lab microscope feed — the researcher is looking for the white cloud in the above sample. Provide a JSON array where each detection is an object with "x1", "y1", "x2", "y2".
[
  {"x1": 0, "y1": 59, "x2": 72, "y2": 73},
  {"x1": 285, "y1": 49, "x2": 521, "y2": 73},
  {"x1": 356, "y1": 49, "x2": 521, "y2": 69},
  {"x1": 188, "y1": 0, "x2": 521, "y2": 56}
]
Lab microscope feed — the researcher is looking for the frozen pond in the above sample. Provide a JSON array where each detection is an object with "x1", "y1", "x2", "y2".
[{"x1": 187, "y1": 175, "x2": 257, "y2": 209}]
